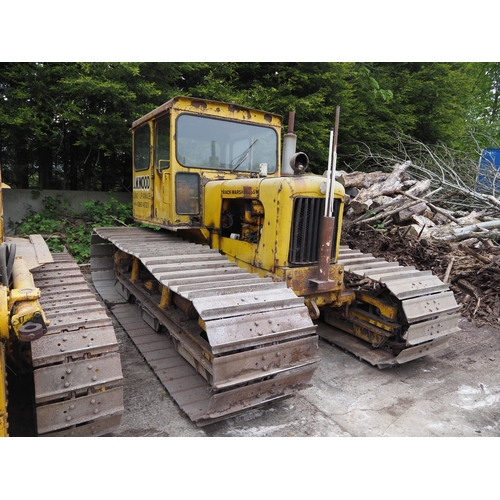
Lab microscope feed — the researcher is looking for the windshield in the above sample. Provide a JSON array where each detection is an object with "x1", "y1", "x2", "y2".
[{"x1": 176, "y1": 114, "x2": 278, "y2": 173}]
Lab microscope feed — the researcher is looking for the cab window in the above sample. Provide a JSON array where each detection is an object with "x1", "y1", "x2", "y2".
[
  {"x1": 155, "y1": 116, "x2": 171, "y2": 171},
  {"x1": 134, "y1": 124, "x2": 151, "y2": 171},
  {"x1": 176, "y1": 114, "x2": 278, "y2": 173}
]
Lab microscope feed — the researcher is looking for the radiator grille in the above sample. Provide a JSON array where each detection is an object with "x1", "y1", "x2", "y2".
[{"x1": 289, "y1": 197, "x2": 341, "y2": 265}]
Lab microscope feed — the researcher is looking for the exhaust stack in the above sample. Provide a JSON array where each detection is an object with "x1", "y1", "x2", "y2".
[{"x1": 282, "y1": 112, "x2": 297, "y2": 176}]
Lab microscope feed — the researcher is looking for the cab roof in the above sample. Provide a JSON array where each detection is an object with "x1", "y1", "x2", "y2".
[{"x1": 132, "y1": 96, "x2": 282, "y2": 129}]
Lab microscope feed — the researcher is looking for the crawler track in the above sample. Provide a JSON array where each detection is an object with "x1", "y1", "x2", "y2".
[
  {"x1": 30, "y1": 253, "x2": 124, "y2": 436},
  {"x1": 90, "y1": 227, "x2": 320, "y2": 426},
  {"x1": 319, "y1": 245, "x2": 461, "y2": 368}
]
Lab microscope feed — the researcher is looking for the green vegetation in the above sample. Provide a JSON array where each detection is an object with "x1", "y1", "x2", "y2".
[
  {"x1": 10, "y1": 195, "x2": 136, "y2": 263},
  {"x1": 2, "y1": 62, "x2": 500, "y2": 258},
  {"x1": 2, "y1": 62, "x2": 500, "y2": 189}
]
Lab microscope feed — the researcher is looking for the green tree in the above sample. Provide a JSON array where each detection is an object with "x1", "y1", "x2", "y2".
[
  {"x1": 0, "y1": 62, "x2": 162, "y2": 190},
  {"x1": 464, "y1": 62, "x2": 500, "y2": 148},
  {"x1": 0, "y1": 62, "x2": 492, "y2": 188}
]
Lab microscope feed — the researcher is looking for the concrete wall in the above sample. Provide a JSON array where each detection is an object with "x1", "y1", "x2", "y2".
[{"x1": 2, "y1": 189, "x2": 131, "y2": 229}]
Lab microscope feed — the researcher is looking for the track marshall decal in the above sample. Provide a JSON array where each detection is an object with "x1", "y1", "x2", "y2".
[{"x1": 221, "y1": 186, "x2": 259, "y2": 197}]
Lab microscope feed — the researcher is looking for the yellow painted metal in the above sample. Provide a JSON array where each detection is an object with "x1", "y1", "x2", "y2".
[
  {"x1": 0, "y1": 287, "x2": 8, "y2": 341},
  {"x1": 159, "y1": 285, "x2": 172, "y2": 309},
  {"x1": 130, "y1": 95, "x2": 350, "y2": 314},
  {"x1": 0, "y1": 342, "x2": 7, "y2": 437},
  {"x1": 1, "y1": 174, "x2": 8, "y2": 436},
  {"x1": 324, "y1": 307, "x2": 395, "y2": 347},
  {"x1": 205, "y1": 176, "x2": 344, "y2": 267},
  {"x1": 0, "y1": 185, "x2": 3, "y2": 244},
  {"x1": 130, "y1": 257, "x2": 140, "y2": 283},
  {"x1": 8, "y1": 256, "x2": 49, "y2": 338},
  {"x1": 132, "y1": 96, "x2": 282, "y2": 231},
  {"x1": 205, "y1": 174, "x2": 346, "y2": 309},
  {"x1": 355, "y1": 290, "x2": 399, "y2": 321}
]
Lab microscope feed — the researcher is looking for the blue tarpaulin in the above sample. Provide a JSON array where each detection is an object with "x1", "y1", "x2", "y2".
[{"x1": 476, "y1": 148, "x2": 500, "y2": 194}]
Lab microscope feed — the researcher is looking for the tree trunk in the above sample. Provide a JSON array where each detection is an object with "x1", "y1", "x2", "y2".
[
  {"x1": 335, "y1": 170, "x2": 390, "y2": 188},
  {"x1": 15, "y1": 147, "x2": 31, "y2": 188},
  {"x1": 69, "y1": 133, "x2": 78, "y2": 190},
  {"x1": 348, "y1": 162, "x2": 412, "y2": 214},
  {"x1": 38, "y1": 146, "x2": 53, "y2": 189},
  {"x1": 392, "y1": 201, "x2": 428, "y2": 224}
]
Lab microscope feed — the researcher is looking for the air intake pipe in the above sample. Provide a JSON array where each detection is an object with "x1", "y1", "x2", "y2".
[{"x1": 282, "y1": 112, "x2": 309, "y2": 176}]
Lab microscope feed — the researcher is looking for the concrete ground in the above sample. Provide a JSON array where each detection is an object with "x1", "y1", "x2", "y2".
[
  {"x1": 109, "y1": 310, "x2": 500, "y2": 438},
  {"x1": 7, "y1": 291, "x2": 497, "y2": 498}
]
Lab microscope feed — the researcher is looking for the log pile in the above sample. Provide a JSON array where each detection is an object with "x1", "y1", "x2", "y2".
[{"x1": 337, "y1": 164, "x2": 500, "y2": 326}]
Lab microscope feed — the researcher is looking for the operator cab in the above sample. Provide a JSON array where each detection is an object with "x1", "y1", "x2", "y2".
[{"x1": 131, "y1": 96, "x2": 282, "y2": 229}]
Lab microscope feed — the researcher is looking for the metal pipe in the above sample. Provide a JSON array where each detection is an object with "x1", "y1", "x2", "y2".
[
  {"x1": 328, "y1": 106, "x2": 341, "y2": 216},
  {"x1": 282, "y1": 111, "x2": 297, "y2": 177},
  {"x1": 317, "y1": 106, "x2": 341, "y2": 282},
  {"x1": 324, "y1": 129, "x2": 334, "y2": 217},
  {"x1": 317, "y1": 215, "x2": 335, "y2": 281}
]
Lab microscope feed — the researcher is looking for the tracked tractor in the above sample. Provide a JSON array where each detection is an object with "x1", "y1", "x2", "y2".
[
  {"x1": 91, "y1": 96, "x2": 461, "y2": 426},
  {"x1": 0, "y1": 169, "x2": 123, "y2": 437}
]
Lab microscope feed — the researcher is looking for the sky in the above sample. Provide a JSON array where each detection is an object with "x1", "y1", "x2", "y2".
[{"x1": 3, "y1": 2, "x2": 497, "y2": 62}]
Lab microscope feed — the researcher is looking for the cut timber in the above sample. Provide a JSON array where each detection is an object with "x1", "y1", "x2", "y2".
[
  {"x1": 353, "y1": 182, "x2": 437, "y2": 225},
  {"x1": 435, "y1": 219, "x2": 500, "y2": 241},
  {"x1": 397, "y1": 188, "x2": 460, "y2": 224},
  {"x1": 335, "y1": 170, "x2": 390, "y2": 188},
  {"x1": 349, "y1": 162, "x2": 412, "y2": 214},
  {"x1": 392, "y1": 201, "x2": 428, "y2": 224}
]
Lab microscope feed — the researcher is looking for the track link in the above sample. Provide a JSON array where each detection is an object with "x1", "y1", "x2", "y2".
[
  {"x1": 90, "y1": 227, "x2": 320, "y2": 426},
  {"x1": 30, "y1": 253, "x2": 124, "y2": 436},
  {"x1": 319, "y1": 245, "x2": 461, "y2": 368}
]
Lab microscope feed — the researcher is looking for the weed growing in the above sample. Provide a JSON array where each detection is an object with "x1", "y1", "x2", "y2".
[{"x1": 10, "y1": 195, "x2": 137, "y2": 263}]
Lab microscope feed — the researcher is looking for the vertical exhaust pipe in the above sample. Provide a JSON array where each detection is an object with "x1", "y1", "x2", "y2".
[
  {"x1": 282, "y1": 112, "x2": 297, "y2": 177},
  {"x1": 313, "y1": 106, "x2": 340, "y2": 288}
]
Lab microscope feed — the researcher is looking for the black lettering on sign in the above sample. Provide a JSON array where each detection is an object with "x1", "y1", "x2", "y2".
[{"x1": 134, "y1": 175, "x2": 151, "y2": 191}]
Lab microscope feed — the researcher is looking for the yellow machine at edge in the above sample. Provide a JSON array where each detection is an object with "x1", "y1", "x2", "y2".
[
  {"x1": 1, "y1": 171, "x2": 124, "y2": 437},
  {"x1": 0, "y1": 175, "x2": 50, "y2": 436}
]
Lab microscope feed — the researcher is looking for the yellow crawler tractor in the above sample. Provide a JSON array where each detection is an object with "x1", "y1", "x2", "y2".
[
  {"x1": 91, "y1": 96, "x2": 461, "y2": 426},
  {"x1": 1, "y1": 171, "x2": 124, "y2": 437}
]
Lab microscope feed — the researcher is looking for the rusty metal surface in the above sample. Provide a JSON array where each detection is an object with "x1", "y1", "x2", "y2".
[
  {"x1": 39, "y1": 414, "x2": 123, "y2": 437},
  {"x1": 402, "y1": 291, "x2": 460, "y2": 322},
  {"x1": 381, "y1": 275, "x2": 450, "y2": 300},
  {"x1": 315, "y1": 322, "x2": 397, "y2": 367},
  {"x1": 405, "y1": 312, "x2": 461, "y2": 345},
  {"x1": 31, "y1": 325, "x2": 119, "y2": 367},
  {"x1": 317, "y1": 245, "x2": 463, "y2": 367},
  {"x1": 33, "y1": 353, "x2": 122, "y2": 403},
  {"x1": 101, "y1": 294, "x2": 318, "y2": 426},
  {"x1": 211, "y1": 336, "x2": 320, "y2": 389},
  {"x1": 204, "y1": 307, "x2": 316, "y2": 354},
  {"x1": 392, "y1": 336, "x2": 450, "y2": 365},
  {"x1": 36, "y1": 386, "x2": 123, "y2": 435},
  {"x1": 337, "y1": 246, "x2": 460, "y2": 341},
  {"x1": 193, "y1": 287, "x2": 306, "y2": 321},
  {"x1": 30, "y1": 253, "x2": 123, "y2": 436},
  {"x1": 91, "y1": 226, "x2": 320, "y2": 425}
]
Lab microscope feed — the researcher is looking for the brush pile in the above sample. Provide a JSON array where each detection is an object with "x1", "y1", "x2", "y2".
[{"x1": 338, "y1": 163, "x2": 500, "y2": 326}]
